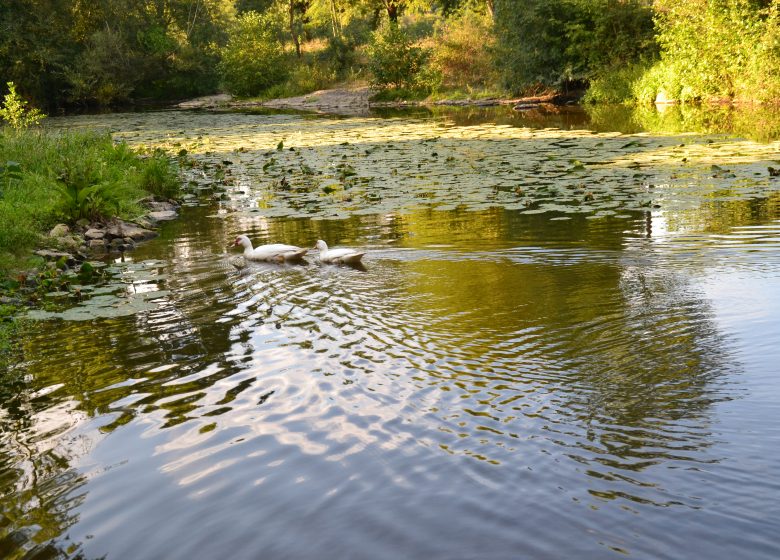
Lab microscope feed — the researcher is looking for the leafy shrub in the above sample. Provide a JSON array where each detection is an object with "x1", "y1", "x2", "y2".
[
  {"x1": 219, "y1": 11, "x2": 288, "y2": 97},
  {"x1": 256, "y1": 57, "x2": 340, "y2": 100},
  {"x1": 323, "y1": 35, "x2": 359, "y2": 71},
  {"x1": 494, "y1": 0, "x2": 655, "y2": 93},
  {"x1": 583, "y1": 63, "x2": 649, "y2": 104},
  {"x1": 636, "y1": 0, "x2": 779, "y2": 104},
  {"x1": 368, "y1": 23, "x2": 429, "y2": 91},
  {"x1": 66, "y1": 29, "x2": 139, "y2": 105},
  {"x1": 55, "y1": 156, "x2": 131, "y2": 222},
  {"x1": 0, "y1": 82, "x2": 45, "y2": 130},
  {"x1": 139, "y1": 151, "x2": 180, "y2": 199},
  {"x1": 432, "y1": 7, "x2": 497, "y2": 89}
]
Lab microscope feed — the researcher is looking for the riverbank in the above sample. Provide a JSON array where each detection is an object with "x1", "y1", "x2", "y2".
[
  {"x1": 0, "y1": 129, "x2": 182, "y2": 276},
  {"x1": 176, "y1": 87, "x2": 579, "y2": 116},
  {"x1": 0, "y1": 127, "x2": 188, "y2": 372}
]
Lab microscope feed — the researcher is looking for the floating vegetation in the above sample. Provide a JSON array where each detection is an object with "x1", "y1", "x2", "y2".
[
  {"x1": 26, "y1": 260, "x2": 169, "y2": 321},
  {"x1": 50, "y1": 110, "x2": 779, "y2": 224}
]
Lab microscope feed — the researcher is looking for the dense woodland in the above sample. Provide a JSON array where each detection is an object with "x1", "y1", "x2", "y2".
[{"x1": 1, "y1": 0, "x2": 779, "y2": 109}]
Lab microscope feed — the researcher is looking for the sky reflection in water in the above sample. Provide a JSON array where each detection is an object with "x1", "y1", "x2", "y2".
[{"x1": 2, "y1": 108, "x2": 780, "y2": 560}]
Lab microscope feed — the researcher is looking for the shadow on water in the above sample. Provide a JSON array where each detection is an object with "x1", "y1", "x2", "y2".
[
  {"x1": 2, "y1": 107, "x2": 780, "y2": 559},
  {"x1": 373, "y1": 102, "x2": 780, "y2": 141}
]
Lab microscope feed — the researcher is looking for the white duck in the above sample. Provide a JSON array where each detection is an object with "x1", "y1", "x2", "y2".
[
  {"x1": 233, "y1": 235, "x2": 307, "y2": 262},
  {"x1": 314, "y1": 239, "x2": 365, "y2": 265}
]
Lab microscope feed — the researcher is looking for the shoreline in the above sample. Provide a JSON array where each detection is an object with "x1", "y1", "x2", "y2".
[{"x1": 175, "y1": 88, "x2": 579, "y2": 116}]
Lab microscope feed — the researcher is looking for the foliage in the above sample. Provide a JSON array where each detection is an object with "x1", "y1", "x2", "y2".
[
  {"x1": 2, "y1": 0, "x2": 780, "y2": 109},
  {"x1": 634, "y1": 0, "x2": 780, "y2": 104},
  {"x1": 140, "y1": 151, "x2": 182, "y2": 199},
  {"x1": 494, "y1": 0, "x2": 655, "y2": 93},
  {"x1": 431, "y1": 5, "x2": 497, "y2": 89},
  {"x1": 219, "y1": 10, "x2": 289, "y2": 96},
  {"x1": 54, "y1": 166, "x2": 128, "y2": 223},
  {"x1": 263, "y1": 61, "x2": 340, "y2": 98},
  {"x1": 66, "y1": 29, "x2": 140, "y2": 105},
  {"x1": 1, "y1": 0, "x2": 230, "y2": 108},
  {"x1": 0, "y1": 128, "x2": 179, "y2": 275},
  {"x1": 583, "y1": 63, "x2": 649, "y2": 105},
  {"x1": 368, "y1": 22, "x2": 430, "y2": 91},
  {"x1": 0, "y1": 83, "x2": 46, "y2": 130}
]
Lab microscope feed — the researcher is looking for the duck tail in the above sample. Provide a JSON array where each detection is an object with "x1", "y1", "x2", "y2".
[
  {"x1": 343, "y1": 252, "x2": 365, "y2": 264},
  {"x1": 286, "y1": 248, "x2": 308, "y2": 261}
]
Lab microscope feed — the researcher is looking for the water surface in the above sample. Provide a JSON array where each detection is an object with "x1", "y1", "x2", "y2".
[{"x1": 2, "y1": 108, "x2": 780, "y2": 559}]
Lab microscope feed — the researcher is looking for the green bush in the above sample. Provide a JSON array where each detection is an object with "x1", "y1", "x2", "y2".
[
  {"x1": 432, "y1": 7, "x2": 497, "y2": 89},
  {"x1": 255, "y1": 57, "x2": 340, "y2": 100},
  {"x1": 635, "y1": 0, "x2": 780, "y2": 104},
  {"x1": 66, "y1": 29, "x2": 139, "y2": 105},
  {"x1": 494, "y1": 0, "x2": 655, "y2": 93},
  {"x1": 323, "y1": 35, "x2": 359, "y2": 72},
  {"x1": 0, "y1": 82, "x2": 45, "y2": 130},
  {"x1": 140, "y1": 151, "x2": 181, "y2": 199},
  {"x1": 583, "y1": 63, "x2": 649, "y2": 104},
  {"x1": 219, "y1": 11, "x2": 288, "y2": 97},
  {"x1": 368, "y1": 23, "x2": 430, "y2": 91},
  {"x1": 0, "y1": 129, "x2": 180, "y2": 275}
]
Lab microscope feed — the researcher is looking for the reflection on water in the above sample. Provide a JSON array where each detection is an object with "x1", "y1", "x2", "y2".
[
  {"x1": 2, "y1": 110, "x2": 780, "y2": 559},
  {"x1": 379, "y1": 102, "x2": 780, "y2": 142}
]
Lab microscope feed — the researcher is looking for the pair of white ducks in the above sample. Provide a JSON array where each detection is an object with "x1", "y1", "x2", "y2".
[{"x1": 233, "y1": 235, "x2": 365, "y2": 265}]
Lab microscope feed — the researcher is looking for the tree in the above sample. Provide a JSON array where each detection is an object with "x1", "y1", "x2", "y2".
[
  {"x1": 0, "y1": 82, "x2": 46, "y2": 130},
  {"x1": 218, "y1": 10, "x2": 288, "y2": 96},
  {"x1": 493, "y1": 0, "x2": 655, "y2": 93}
]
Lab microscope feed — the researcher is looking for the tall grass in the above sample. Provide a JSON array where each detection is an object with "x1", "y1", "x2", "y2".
[{"x1": 0, "y1": 128, "x2": 179, "y2": 275}]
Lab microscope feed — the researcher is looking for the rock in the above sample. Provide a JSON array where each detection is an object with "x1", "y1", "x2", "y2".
[
  {"x1": 51, "y1": 234, "x2": 83, "y2": 252},
  {"x1": 88, "y1": 239, "x2": 107, "y2": 250},
  {"x1": 229, "y1": 256, "x2": 247, "y2": 269},
  {"x1": 147, "y1": 200, "x2": 179, "y2": 212},
  {"x1": 133, "y1": 217, "x2": 154, "y2": 229},
  {"x1": 35, "y1": 249, "x2": 72, "y2": 260},
  {"x1": 85, "y1": 228, "x2": 105, "y2": 240},
  {"x1": 147, "y1": 210, "x2": 178, "y2": 222},
  {"x1": 105, "y1": 219, "x2": 157, "y2": 242},
  {"x1": 49, "y1": 224, "x2": 70, "y2": 237},
  {"x1": 34, "y1": 249, "x2": 76, "y2": 266}
]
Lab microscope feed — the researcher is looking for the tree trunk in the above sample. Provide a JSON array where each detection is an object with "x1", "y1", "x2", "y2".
[
  {"x1": 329, "y1": 0, "x2": 342, "y2": 38},
  {"x1": 385, "y1": 0, "x2": 398, "y2": 23},
  {"x1": 289, "y1": 0, "x2": 301, "y2": 58}
]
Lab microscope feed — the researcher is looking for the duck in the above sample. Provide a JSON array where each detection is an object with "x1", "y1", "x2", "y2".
[
  {"x1": 233, "y1": 235, "x2": 308, "y2": 262},
  {"x1": 314, "y1": 239, "x2": 365, "y2": 265}
]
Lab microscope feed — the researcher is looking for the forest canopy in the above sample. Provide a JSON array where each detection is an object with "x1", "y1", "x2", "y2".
[{"x1": 0, "y1": 0, "x2": 778, "y2": 109}]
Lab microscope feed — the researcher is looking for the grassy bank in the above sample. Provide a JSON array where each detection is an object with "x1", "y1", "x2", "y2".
[
  {"x1": 0, "y1": 128, "x2": 179, "y2": 276},
  {"x1": 0, "y1": 126, "x2": 180, "y2": 374}
]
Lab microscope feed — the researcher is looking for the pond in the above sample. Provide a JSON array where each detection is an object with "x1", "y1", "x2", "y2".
[{"x1": 2, "y1": 106, "x2": 780, "y2": 559}]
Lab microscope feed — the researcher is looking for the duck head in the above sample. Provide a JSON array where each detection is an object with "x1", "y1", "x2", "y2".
[
  {"x1": 234, "y1": 235, "x2": 252, "y2": 249},
  {"x1": 315, "y1": 240, "x2": 328, "y2": 252}
]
